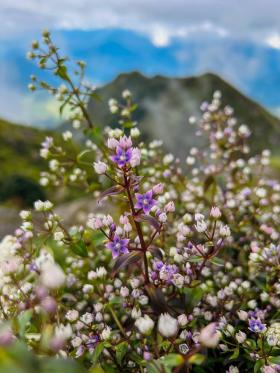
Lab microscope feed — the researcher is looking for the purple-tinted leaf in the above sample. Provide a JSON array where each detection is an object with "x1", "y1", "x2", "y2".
[
  {"x1": 112, "y1": 251, "x2": 142, "y2": 276},
  {"x1": 98, "y1": 185, "x2": 124, "y2": 204},
  {"x1": 148, "y1": 246, "x2": 163, "y2": 259},
  {"x1": 134, "y1": 214, "x2": 161, "y2": 231},
  {"x1": 145, "y1": 284, "x2": 172, "y2": 315}
]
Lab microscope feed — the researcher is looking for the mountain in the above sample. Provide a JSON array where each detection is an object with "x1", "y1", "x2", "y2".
[
  {"x1": 3, "y1": 29, "x2": 280, "y2": 127},
  {"x1": 0, "y1": 118, "x2": 47, "y2": 180},
  {"x1": 0, "y1": 118, "x2": 53, "y2": 206},
  {"x1": 87, "y1": 72, "x2": 280, "y2": 160}
]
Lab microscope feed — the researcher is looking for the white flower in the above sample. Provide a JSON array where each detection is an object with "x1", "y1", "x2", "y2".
[
  {"x1": 199, "y1": 323, "x2": 220, "y2": 348},
  {"x1": 237, "y1": 310, "x2": 248, "y2": 321},
  {"x1": 101, "y1": 326, "x2": 111, "y2": 340},
  {"x1": 195, "y1": 220, "x2": 208, "y2": 233},
  {"x1": 210, "y1": 207, "x2": 221, "y2": 219},
  {"x1": 172, "y1": 273, "x2": 184, "y2": 288},
  {"x1": 34, "y1": 200, "x2": 53, "y2": 212},
  {"x1": 66, "y1": 310, "x2": 79, "y2": 322},
  {"x1": 122, "y1": 89, "x2": 131, "y2": 99},
  {"x1": 131, "y1": 307, "x2": 141, "y2": 319},
  {"x1": 80, "y1": 312, "x2": 94, "y2": 325},
  {"x1": 135, "y1": 315, "x2": 154, "y2": 335},
  {"x1": 163, "y1": 154, "x2": 174, "y2": 165},
  {"x1": 178, "y1": 314, "x2": 188, "y2": 327},
  {"x1": 120, "y1": 286, "x2": 129, "y2": 297},
  {"x1": 219, "y1": 225, "x2": 231, "y2": 237},
  {"x1": 54, "y1": 231, "x2": 64, "y2": 241},
  {"x1": 96, "y1": 267, "x2": 107, "y2": 278},
  {"x1": 236, "y1": 331, "x2": 246, "y2": 343},
  {"x1": 40, "y1": 262, "x2": 65, "y2": 289},
  {"x1": 158, "y1": 213, "x2": 167, "y2": 223},
  {"x1": 19, "y1": 210, "x2": 31, "y2": 220},
  {"x1": 130, "y1": 128, "x2": 140, "y2": 138},
  {"x1": 62, "y1": 131, "x2": 72, "y2": 141},
  {"x1": 93, "y1": 161, "x2": 107, "y2": 175},
  {"x1": 158, "y1": 313, "x2": 178, "y2": 338},
  {"x1": 55, "y1": 324, "x2": 72, "y2": 340},
  {"x1": 71, "y1": 336, "x2": 82, "y2": 348},
  {"x1": 107, "y1": 137, "x2": 119, "y2": 149},
  {"x1": 83, "y1": 284, "x2": 94, "y2": 293},
  {"x1": 186, "y1": 156, "x2": 195, "y2": 165},
  {"x1": 130, "y1": 148, "x2": 141, "y2": 167}
]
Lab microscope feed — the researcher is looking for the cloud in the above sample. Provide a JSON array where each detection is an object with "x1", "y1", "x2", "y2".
[
  {"x1": 266, "y1": 33, "x2": 280, "y2": 49},
  {"x1": 1, "y1": 0, "x2": 280, "y2": 47}
]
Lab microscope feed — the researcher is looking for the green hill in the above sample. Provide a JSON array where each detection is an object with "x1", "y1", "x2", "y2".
[
  {"x1": 87, "y1": 72, "x2": 280, "y2": 160},
  {"x1": 0, "y1": 118, "x2": 47, "y2": 181},
  {"x1": 0, "y1": 119, "x2": 53, "y2": 206}
]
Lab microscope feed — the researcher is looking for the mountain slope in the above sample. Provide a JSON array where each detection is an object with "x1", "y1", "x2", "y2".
[
  {"x1": 0, "y1": 118, "x2": 48, "y2": 182},
  {"x1": 88, "y1": 72, "x2": 280, "y2": 160}
]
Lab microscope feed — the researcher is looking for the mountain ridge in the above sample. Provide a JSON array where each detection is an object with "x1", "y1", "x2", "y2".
[{"x1": 87, "y1": 71, "x2": 280, "y2": 160}]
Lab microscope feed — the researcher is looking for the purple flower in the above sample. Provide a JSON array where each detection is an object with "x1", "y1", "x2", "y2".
[
  {"x1": 111, "y1": 146, "x2": 132, "y2": 167},
  {"x1": 106, "y1": 235, "x2": 129, "y2": 258},
  {"x1": 135, "y1": 190, "x2": 157, "y2": 214},
  {"x1": 248, "y1": 318, "x2": 266, "y2": 333}
]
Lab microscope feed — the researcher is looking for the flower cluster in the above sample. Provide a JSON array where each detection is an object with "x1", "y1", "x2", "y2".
[{"x1": 0, "y1": 33, "x2": 280, "y2": 372}]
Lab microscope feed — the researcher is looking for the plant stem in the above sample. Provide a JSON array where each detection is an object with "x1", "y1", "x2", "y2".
[{"x1": 123, "y1": 172, "x2": 150, "y2": 284}]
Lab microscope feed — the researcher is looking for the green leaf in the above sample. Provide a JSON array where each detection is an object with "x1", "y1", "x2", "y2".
[
  {"x1": 70, "y1": 240, "x2": 88, "y2": 257},
  {"x1": 115, "y1": 341, "x2": 128, "y2": 365},
  {"x1": 188, "y1": 354, "x2": 206, "y2": 365},
  {"x1": 229, "y1": 347, "x2": 239, "y2": 360},
  {"x1": 269, "y1": 356, "x2": 280, "y2": 364},
  {"x1": 92, "y1": 342, "x2": 107, "y2": 366},
  {"x1": 254, "y1": 359, "x2": 265, "y2": 373},
  {"x1": 55, "y1": 65, "x2": 70, "y2": 81},
  {"x1": 18, "y1": 310, "x2": 33, "y2": 338},
  {"x1": 89, "y1": 365, "x2": 105, "y2": 373},
  {"x1": 161, "y1": 353, "x2": 184, "y2": 368}
]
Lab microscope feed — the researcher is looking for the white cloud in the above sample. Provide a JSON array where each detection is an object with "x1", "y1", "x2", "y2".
[
  {"x1": 266, "y1": 32, "x2": 280, "y2": 49},
  {"x1": 1, "y1": 0, "x2": 280, "y2": 47}
]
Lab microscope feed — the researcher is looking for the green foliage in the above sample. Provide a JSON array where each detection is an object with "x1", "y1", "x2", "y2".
[{"x1": 0, "y1": 174, "x2": 46, "y2": 207}]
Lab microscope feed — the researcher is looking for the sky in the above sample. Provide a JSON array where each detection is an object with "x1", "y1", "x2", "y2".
[{"x1": 1, "y1": 0, "x2": 280, "y2": 127}]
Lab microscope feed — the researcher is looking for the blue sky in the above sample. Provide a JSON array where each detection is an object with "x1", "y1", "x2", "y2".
[{"x1": 1, "y1": 0, "x2": 280, "y2": 127}]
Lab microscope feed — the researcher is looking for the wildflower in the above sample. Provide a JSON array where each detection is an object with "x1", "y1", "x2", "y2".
[
  {"x1": 248, "y1": 318, "x2": 266, "y2": 333},
  {"x1": 111, "y1": 146, "x2": 132, "y2": 167},
  {"x1": 106, "y1": 235, "x2": 129, "y2": 258},
  {"x1": 62, "y1": 131, "x2": 72, "y2": 141},
  {"x1": 130, "y1": 147, "x2": 141, "y2": 167},
  {"x1": 122, "y1": 89, "x2": 131, "y2": 99},
  {"x1": 219, "y1": 225, "x2": 231, "y2": 237},
  {"x1": 195, "y1": 220, "x2": 208, "y2": 233},
  {"x1": 119, "y1": 135, "x2": 132, "y2": 149},
  {"x1": 40, "y1": 262, "x2": 65, "y2": 289},
  {"x1": 66, "y1": 310, "x2": 79, "y2": 322},
  {"x1": 178, "y1": 314, "x2": 188, "y2": 327},
  {"x1": 210, "y1": 207, "x2": 221, "y2": 219},
  {"x1": 266, "y1": 323, "x2": 280, "y2": 346},
  {"x1": 199, "y1": 323, "x2": 220, "y2": 348},
  {"x1": 131, "y1": 128, "x2": 140, "y2": 137},
  {"x1": 164, "y1": 201, "x2": 175, "y2": 212},
  {"x1": 107, "y1": 137, "x2": 119, "y2": 149},
  {"x1": 135, "y1": 191, "x2": 156, "y2": 214},
  {"x1": 93, "y1": 161, "x2": 107, "y2": 175},
  {"x1": 135, "y1": 315, "x2": 154, "y2": 335},
  {"x1": 153, "y1": 183, "x2": 164, "y2": 194},
  {"x1": 158, "y1": 313, "x2": 178, "y2": 338},
  {"x1": 101, "y1": 326, "x2": 111, "y2": 340},
  {"x1": 235, "y1": 331, "x2": 246, "y2": 343}
]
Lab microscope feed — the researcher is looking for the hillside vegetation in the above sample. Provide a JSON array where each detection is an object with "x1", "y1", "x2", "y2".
[{"x1": 88, "y1": 72, "x2": 280, "y2": 159}]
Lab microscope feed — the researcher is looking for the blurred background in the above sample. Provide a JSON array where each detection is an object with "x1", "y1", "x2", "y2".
[{"x1": 1, "y1": 0, "x2": 280, "y2": 235}]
